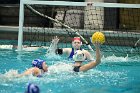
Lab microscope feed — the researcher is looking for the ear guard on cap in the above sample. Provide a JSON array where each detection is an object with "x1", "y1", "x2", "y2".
[{"x1": 73, "y1": 50, "x2": 85, "y2": 62}]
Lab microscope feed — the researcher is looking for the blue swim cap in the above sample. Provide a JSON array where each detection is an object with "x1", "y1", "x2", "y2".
[
  {"x1": 32, "y1": 59, "x2": 45, "y2": 69},
  {"x1": 26, "y1": 83, "x2": 40, "y2": 93}
]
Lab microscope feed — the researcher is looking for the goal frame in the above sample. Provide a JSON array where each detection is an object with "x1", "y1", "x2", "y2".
[{"x1": 18, "y1": 0, "x2": 140, "y2": 51}]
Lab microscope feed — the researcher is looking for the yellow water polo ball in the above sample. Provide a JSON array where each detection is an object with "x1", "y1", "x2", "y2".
[{"x1": 91, "y1": 32, "x2": 105, "y2": 44}]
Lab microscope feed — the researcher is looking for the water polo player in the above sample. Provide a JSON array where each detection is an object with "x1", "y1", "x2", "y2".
[
  {"x1": 16, "y1": 59, "x2": 48, "y2": 77},
  {"x1": 50, "y1": 36, "x2": 94, "y2": 61},
  {"x1": 72, "y1": 41, "x2": 101, "y2": 72}
]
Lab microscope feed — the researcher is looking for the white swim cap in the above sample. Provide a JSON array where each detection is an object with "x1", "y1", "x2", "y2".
[{"x1": 73, "y1": 50, "x2": 86, "y2": 62}]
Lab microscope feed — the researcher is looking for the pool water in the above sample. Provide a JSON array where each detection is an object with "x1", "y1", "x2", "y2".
[{"x1": 0, "y1": 48, "x2": 140, "y2": 93}]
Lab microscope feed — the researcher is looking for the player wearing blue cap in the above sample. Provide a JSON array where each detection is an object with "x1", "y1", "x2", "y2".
[
  {"x1": 25, "y1": 83, "x2": 40, "y2": 93},
  {"x1": 16, "y1": 59, "x2": 48, "y2": 77}
]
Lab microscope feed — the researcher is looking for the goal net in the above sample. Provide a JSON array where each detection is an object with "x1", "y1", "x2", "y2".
[{"x1": 19, "y1": 0, "x2": 140, "y2": 55}]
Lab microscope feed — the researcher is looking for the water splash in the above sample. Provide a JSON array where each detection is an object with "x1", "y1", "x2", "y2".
[{"x1": 102, "y1": 54, "x2": 129, "y2": 63}]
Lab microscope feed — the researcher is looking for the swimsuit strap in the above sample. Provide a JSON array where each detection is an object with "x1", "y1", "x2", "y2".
[
  {"x1": 68, "y1": 48, "x2": 83, "y2": 59},
  {"x1": 68, "y1": 48, "x2": 74, "y2": 59}
]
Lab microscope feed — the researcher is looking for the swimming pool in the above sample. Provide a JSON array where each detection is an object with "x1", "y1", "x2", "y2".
[{"x1": 0, "y1": 46, "x2": 140, "y2": 93}]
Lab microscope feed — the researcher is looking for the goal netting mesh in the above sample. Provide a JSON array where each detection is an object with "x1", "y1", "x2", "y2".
[{"x1": 21, "y1": 1, "x2": 140, "y2": 55}]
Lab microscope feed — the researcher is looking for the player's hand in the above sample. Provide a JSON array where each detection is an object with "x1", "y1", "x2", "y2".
[{"x1": 52, "y1": 36, "x2": 59, "y2": 44}]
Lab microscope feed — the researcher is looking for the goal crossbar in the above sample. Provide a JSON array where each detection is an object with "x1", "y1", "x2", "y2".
[{"x1": 22, "y1": 0, "x2": 140, "y2": 8}]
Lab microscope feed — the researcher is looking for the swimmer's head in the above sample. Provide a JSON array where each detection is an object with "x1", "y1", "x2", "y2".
[
  {"x1": 73, "y1": 50, "x2": 86, "y2": 62},
  {"x1": 25, "y1": 83, "x2": 40, "y2": 93},
  {"x1": 32, "y1": 59, "x2": 48, "y2": 72},
  {"x1": 72, "y1": 37, "x2": 82, "y2": 49}
]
